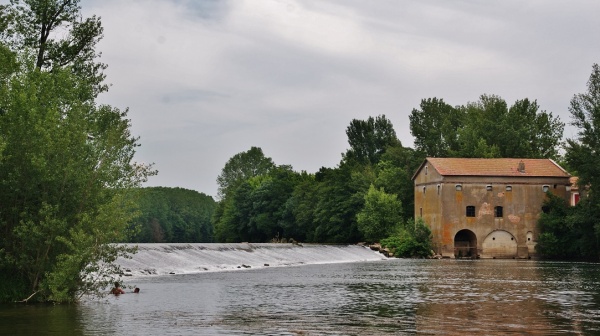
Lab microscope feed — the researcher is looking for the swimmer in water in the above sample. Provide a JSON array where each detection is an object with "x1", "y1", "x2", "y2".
[{"x1": 111, "y1": 282, "x2": 125, "y2": 295}]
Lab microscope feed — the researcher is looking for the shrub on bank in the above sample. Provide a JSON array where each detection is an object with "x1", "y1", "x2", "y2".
[{"x1": 380, "y1": 218, "x2": 433, "y2": 258}]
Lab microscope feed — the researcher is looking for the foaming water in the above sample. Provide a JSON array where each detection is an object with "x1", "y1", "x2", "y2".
[{"x1": 116, "y1": 243, "x2": 387, "y2": 276}]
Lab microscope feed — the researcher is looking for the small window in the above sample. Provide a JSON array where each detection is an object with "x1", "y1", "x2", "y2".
[
  {"x1": 494, "y1": 206, "x2": 503, "y2": 218},
  {"x1": 486, "y1": 185, "x2": 492, "y2": 191},
  {"x1": 466, "y1": 206, "x2": 475, "y2": 217},
  {"x1": 542, "y1": 185, "x2": 550, "y2": 193},
  {"x1": 425, "y1": 166, "x2": 428, "y2": 175},
  {"x1": 420, "y1": 207, "x2": 423, "y2": 217},
  {"x1": 423, "y1": 186, "x2": 426, "y2": 194},
  {"x1": 553, "y1": 184, "x2": 557, "y2": 189},
  {"x1": 437, "y1": 184, "x2": 441, "y2": 195},
  {"x1": 456, "y1": 184, "x2": 462, "y2": 191},
  {"x1": 506, "y1": 186, "x2": 512, "y2": 192}
]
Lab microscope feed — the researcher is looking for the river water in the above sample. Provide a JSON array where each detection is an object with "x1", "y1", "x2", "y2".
[{"x1": 2, "y1": 258, "x2": 600, "y2": 335}]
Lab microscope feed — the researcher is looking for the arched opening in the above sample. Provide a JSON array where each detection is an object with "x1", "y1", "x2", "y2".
[
  {"x1": 454, "y1": 229, "x2": 477, "y2": 258},
  {"x1": 481, "y1": 230, "x2": 518, "y2": 259}
]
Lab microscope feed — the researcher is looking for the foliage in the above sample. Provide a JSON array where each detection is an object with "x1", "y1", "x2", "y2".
[
  {"x1": 0, "y1": 1, "x2": 154, "y2": 303},
  {"x1": 129, "y1": 187, "x2": 216, "y2": 243},
  {"x1": 356, "y1": 185, "x2": 402, "y2": 242},
  {"x1": 212, "y1": 116, "x2": 419, "y2": 245},
  {"x1": 566, "y1": 64, "x2": 600, "y2": 199},
  {"x1": 536, "y1": 64, "x2": 600, "y2": 261},
  {"x1": 216, "y1": 146, "x2": 275, "y2": 199},
  {"x1": 0, "y1": 66, "x2": 153, "y2": 302},
  {"x1": 380, "y1": 218, "x2": 433, "y2": 258},
  {"x1": 6, "y1": 0, "x2": 107, "y2": 94},
  {"x1": 409, "y1": 98, "x2": 463, "y2": 157},
  {"x1": 344, "y1": 114, "x2": 400, "y2": 165},
  {"x1": 536, "y1": 193, "x2": 599, "y2": 260},
  {"x1": 409, "y1": 94, "x2": 564, "y2": 160}
]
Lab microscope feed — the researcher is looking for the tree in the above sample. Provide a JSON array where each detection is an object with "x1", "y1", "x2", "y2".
[
  {"x1": 566, "y1": 64, "x2": 600, "y2": 196},
  {"x1": 0, "y1": 1, "x2": 155, "y2": 303},
  {"x1": 216, "y1": 146, "x2": 275, "y2": 199},
  {"x1": 344, "y1": 115, "x2": 400, "y2": 165},
  {"x1": 0, "y1": 66, "x2": 155, "y2": 302},
  {"x1": 452, "y1": 95, "x2": 564, "y2": 159},
  {"x1": 6, "y1": 0, "x2": 107, "y2": 95},
  {"x1": 380, "y1": 218, "x2": 433, "y2": 258},
  {"x1": 409, "y1": 98, "x2": 463, "y2": 157},
  {"x1": 129, "y1": 187, "x2": 216, "y2": 243},
  {"x1": 356, "y1": 185, "x2": 402, "y2": 242}
]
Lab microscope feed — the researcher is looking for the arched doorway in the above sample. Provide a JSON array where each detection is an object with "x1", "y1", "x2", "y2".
[
  {"x1": 481, "y1": 230, "x2": 517, "y2": 258},
  {"x1": 454, "y1": 229, "x2": 477, "y2": 258}
]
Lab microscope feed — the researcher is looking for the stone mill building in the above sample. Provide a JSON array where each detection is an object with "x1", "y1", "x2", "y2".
[{"x1": 412, "y1": 158, "x2": 571, "y2": 259}]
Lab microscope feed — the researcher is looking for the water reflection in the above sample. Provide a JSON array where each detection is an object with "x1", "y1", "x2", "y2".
[
  {"x1": 0, "y1": 303, "x2": 84, "y2": 335},
  {"x1": 3, "y1": 260, "x2": 600, "y2": 335}
]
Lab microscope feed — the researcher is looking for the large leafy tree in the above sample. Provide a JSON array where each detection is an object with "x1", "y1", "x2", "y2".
[
  {"x1": 536, "y1": 64, "x2": 600, "y2": 261},
  {"x1": 409, "y1": 98, "x2": 463, "y2": 157},
  {"x1": 566, "y1": 64, "x2": 600, "y2": 195},
  {"x1": 357, "y1": 185, "x2": 402, "y2": 242},
  {"x1": 0, "y1": 1, "x2": 155, "y2": 303},
  {"x1": 216, "y1": 146, "x2": 275, "y2": 199},
  {"x1": 344, "y1": 115, "x2": 400, "y2": 166},
  {"x1": 410, "y1": 95, "x2": 564, "y2": 160},
  {"x1": 6, "y1": 0, "x2": 106, "y2": 94}
]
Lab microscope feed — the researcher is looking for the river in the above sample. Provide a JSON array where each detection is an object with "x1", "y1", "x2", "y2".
[{"x1": 2, "y1": 252, "x2": 600, "y2": 335}]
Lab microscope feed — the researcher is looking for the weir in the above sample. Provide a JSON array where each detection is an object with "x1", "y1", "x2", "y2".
[{"x1": 117, "y1": 243, "x2": 387, "y2": 277}]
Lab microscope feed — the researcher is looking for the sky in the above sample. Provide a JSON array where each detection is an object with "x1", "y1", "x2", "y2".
[{"x1": 79, "y1": 0, "x2": 600, "y2": 197}]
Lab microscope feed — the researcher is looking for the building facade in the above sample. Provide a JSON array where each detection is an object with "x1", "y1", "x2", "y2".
[{"x1": 413, "y1": 158, "x2": 571, "y2": 259}]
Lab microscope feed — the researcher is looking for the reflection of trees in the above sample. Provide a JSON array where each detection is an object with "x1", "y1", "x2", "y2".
[
  {"x1": 0, "y1": 304, "x2": 84, "y2": 335},
  {"x1": 414, "y1": 260, "x2": 600, "y2": 334}
]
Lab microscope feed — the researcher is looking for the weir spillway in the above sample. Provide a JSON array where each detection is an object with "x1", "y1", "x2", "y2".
[{"x1": 117, "y1": 243, "x2": 388, "y2": 277}]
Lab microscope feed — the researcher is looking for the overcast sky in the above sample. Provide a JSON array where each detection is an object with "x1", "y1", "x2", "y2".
[{"x1": 80, "y1": 0, "x2": 600, "y2": 197}]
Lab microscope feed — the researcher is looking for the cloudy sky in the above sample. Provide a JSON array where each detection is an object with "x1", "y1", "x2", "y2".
[{"x1": 81, "y1": 0, "x2": 600, "y2": 197}]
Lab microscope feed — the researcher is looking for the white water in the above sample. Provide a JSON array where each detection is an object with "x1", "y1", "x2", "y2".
[{"x1": 117, "y1": 243, "x2": 387, "y2": 277}]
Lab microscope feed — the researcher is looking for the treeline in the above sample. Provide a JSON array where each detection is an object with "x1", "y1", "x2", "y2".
[
  {"x1": 209, "y1": 64, "x2": 600, "y2": 261},
  {"x1": 128, "y1": 187, "x2": 216, "y2": 243},
  {"x1": 212, "y1": 118, "x2": 420, "y2": 245},
  {"x1": 210, "y1": 89, "x2": 567, "y2": 252}
]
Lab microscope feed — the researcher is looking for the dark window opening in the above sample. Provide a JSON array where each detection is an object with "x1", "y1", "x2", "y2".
[
  {"x1": 466, "y1": 206, "x2": 476, "y2": 217},
  {"x1": 494, "y1": 206, "x2": 503, "y2": 218}
]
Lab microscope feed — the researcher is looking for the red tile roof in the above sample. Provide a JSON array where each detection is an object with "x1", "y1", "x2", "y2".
[{"x1": 426, "y1": 158, "x2": 570, "y2": 177}]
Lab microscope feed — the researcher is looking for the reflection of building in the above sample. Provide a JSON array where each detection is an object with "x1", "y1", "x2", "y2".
[{"x1": 412, "y1": 158, "x2": 571, "y2": 259}]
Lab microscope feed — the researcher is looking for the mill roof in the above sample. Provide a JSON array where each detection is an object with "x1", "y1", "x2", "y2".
[{"x1": 414, "y1": 158, "x2": 570, "y2": 179}]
